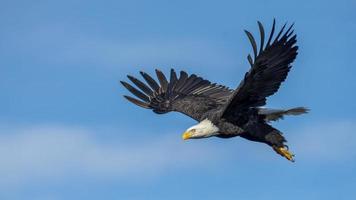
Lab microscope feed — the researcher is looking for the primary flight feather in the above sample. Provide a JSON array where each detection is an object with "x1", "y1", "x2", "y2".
[{"x1": 120, "y1": 20, "x2": 308, "y2": 162}]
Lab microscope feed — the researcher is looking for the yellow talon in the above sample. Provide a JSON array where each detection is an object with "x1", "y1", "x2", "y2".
[{"x1": 273, "y1": 146, "x2": 295, "y2": 162}]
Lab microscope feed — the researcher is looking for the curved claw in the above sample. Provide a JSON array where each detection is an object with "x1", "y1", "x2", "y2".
[{"x1": 273, "y1": 146, "x2": 295, "y2": 162}]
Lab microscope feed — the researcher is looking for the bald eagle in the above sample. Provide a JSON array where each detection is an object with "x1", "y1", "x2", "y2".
[{"x1": 120, "y1": 20, "x2": 308, "y2": 162}]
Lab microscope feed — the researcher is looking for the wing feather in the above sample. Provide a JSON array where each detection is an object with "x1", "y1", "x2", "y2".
[
  {"x1": 120, "y1": 81, "x2": 149, "y2": 102},
  {"x1": 258, "y1": 21, "x2": 265, "y2": 53},
  {"x1": 121, "y1": 69, "x2": 233, "y2": 120},
  {"x1": 123, "y1": 95, "x2": 150, "y2": 109},
  {"x1": 175, "y1": 71, "x2": 189, "y2": 92},
  {"x1": 140, "y1": 71, "x2": 160, "y2": 91},
  {"x1": 155, "y1": 69, "x2": 168, "y2": 92},
  {"x1": 221, "y1": 20, "x2": 298, "y2": 119},
  {"x1": 127, "y1": 75, "x2": 153, "y2": 96},
  {"x1": 266, "y1": 19, "x2": 276, "y2": 46},
  {"x1": 244, "y1": 30, "x2": 258, "y2": 58}
]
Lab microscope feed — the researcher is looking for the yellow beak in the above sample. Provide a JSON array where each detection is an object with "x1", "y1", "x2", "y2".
[{"x1": 182, "y1": 131, "x2": 192, "y2": 140}]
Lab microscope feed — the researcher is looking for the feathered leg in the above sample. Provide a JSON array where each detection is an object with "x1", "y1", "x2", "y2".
[
  {"x1": 265, "y1": 129, "x2": 295, "y2": 162},
  {"x1": 241, "y1": 122, "x2": 295, "y2": 162}
]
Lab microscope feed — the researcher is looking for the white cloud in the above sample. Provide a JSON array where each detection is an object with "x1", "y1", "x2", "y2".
[
  {"x1": 0, "y1": 124, "x2": 225, "y2": 187},
  {"x1": 1, "y1": 120, "x2": 355, "y2": 189}
]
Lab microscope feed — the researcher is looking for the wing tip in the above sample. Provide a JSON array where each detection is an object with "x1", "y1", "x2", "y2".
[
  {"x1": 120, "y1": 80, "x2": 127, "y2": 86},
  {"x1": 126, "y1": 74, "x2": 135, "y2": 80},
  {"x1": 123, "y1": 95, "x2": 150, "y2": 109}
]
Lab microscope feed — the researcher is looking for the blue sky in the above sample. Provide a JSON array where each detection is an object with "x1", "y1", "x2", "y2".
[{"x1": 1, "y1": 0, "x2": 356, "y2": 199}]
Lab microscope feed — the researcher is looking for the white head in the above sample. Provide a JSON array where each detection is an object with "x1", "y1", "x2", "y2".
[{"x1": 182, "y1": 119, "x2": 220, "y2": 140}]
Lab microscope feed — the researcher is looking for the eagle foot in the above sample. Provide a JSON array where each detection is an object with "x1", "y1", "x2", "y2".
[{"x1": 273, "y1": 146, "x2": 295, "y2": 162}]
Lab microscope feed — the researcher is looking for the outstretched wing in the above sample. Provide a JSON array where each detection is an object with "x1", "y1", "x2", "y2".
[
  {"x1": 121, "y1": 69, "x2": 233, "y2": 121},
  {"x1": 221, "y1": 20, "x2": 298, "y2": 119}
]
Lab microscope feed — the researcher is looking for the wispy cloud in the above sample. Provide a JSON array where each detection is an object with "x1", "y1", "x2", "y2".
[
  {"x1": 1, "y1": 120, "x2": 355, "y2": 190},
  {"x1": 0, "y1": 124, "x2": 225, "y2": 188}
]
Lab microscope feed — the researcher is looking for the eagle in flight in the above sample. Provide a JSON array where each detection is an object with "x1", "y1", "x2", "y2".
[{"x1": 120, "y1": 20, "x2": 308, "y2": 162}]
